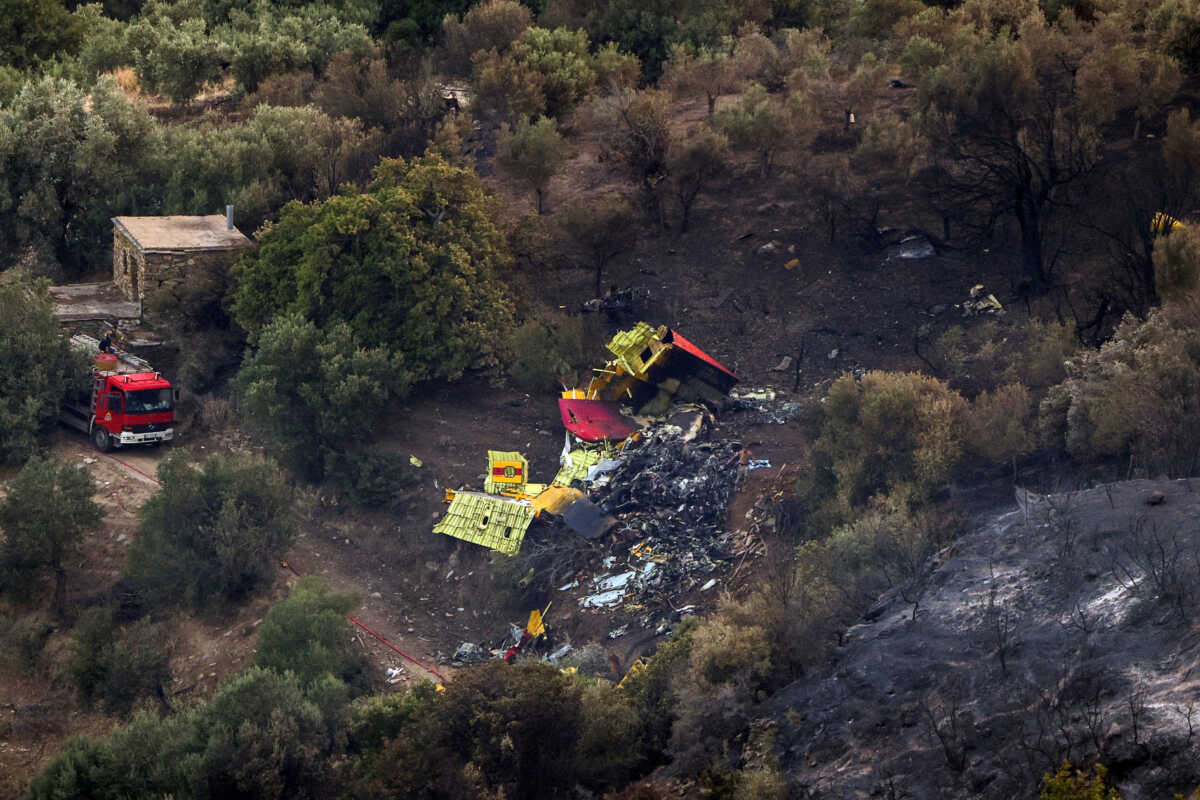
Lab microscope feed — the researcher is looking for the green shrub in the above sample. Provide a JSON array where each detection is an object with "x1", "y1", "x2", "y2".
[
  {"x1": 348, "y1": 662, "x2": 618, "y2": 798},
  {"x1": 807, "y1": 371, "x2": 968, "y2": 525},
  {"x1": 68, "y1": 607, "x2": 171, "y2": 717},
  {"x1": 28, "y1": 667, "x2": 341, "y2": 799},
  {"x1": 0, "y1": 454, "x2": 103, "y2": 615},
  {"x1": 619, "y1": 619, "x2": 697, "y2": 762},
  {"x1": 1018, "y1": 320, "x2": 1077, "y2": 391},
  {"x1": 1039, "y1": 297, "x2": 1200, "y2": 476},
  {"x1": 1041, "y1": 761, "x2": 1121, "y2": 800},
  {"x1": 506, "y1": 312, "x2": 589, "y2": 392},
  {"x1": 0, "y1": 282, "x2": 90, "y2": 463},
  {"x1": 668, "y1": 617, "x2": 771, "y2": 774},
  {"x1": 965, "y1": 382, "x2": 1035, "y2": 465},
  {"x1": 236, "y1": 315, "x2": 407, "y2": 481},
  {"x1": 256, "y1": 576, "x2": 370, "y2": 692},
  {"x1": 26, "y1": 710, "x2": 190, "y2": 799},
  {"x1": 0, "y1": 612, "x2": 52, "y2": 672},
  {"x1": 926, "y1": 319, "x2": 1076, "y2": 395},
  {"x1": 441, "y1": 0, "x2": 532, "y2": 76},
  {"x1": 1152, "y1": 223, "x2": 1200, "y2": 301},
  {"x1": 329, "y1": 450, "x2": 419, "y2": 510},
  {"x1": 127, "y1": 450, "x2": 298, "y2": 611}
]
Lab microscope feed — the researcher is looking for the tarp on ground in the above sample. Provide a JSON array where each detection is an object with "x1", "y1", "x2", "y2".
[{"x1": 433, "y1": 491, "x2": 535, "y2": 555}]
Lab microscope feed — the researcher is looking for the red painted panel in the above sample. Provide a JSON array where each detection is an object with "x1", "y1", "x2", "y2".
[
  {"x1": 665, "y1": 330, "x2": 737, "y2": 379},
  {"x1": 559, "y1": 398, "x2": 636, "y2": 442}
]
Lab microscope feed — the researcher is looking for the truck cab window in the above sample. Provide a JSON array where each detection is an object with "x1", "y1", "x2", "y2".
[{"x1": 124, "y1": 388, "x2": 174, "y2": 414}]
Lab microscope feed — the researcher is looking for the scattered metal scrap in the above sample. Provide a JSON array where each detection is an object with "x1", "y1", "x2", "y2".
[
  {"x1": 960, "y1": 285, "x2": 1004, "y2": 316},
  {"x1": 571, "y1": 421, "x2": 746, "y2": 609},
  {"x1": 431, "y1": 321, "x2": 754, "y2": 608},
  {"x1": 580, "y1": 287, "x2": 649, "y2": 313}
]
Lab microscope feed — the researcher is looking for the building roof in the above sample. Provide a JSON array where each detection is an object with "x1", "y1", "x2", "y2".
[{"x1": 112, "y1": 215, "x2": 254, "y2": 253}]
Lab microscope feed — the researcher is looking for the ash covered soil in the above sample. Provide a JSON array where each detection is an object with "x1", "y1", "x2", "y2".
[{"x1": 777, "y1": 478, "x2": 1200, "y2": 800}]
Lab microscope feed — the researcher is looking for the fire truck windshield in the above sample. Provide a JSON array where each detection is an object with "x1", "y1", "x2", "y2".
[{"x1": 124, "y1": 388, "x2": 173, "y2": 414}]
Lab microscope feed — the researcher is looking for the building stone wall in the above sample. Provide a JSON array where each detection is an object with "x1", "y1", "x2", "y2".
[
  {"x1": 112, "y1": 231, "x2": 146, "y2": 301},
  {"x1": 112, "y1": 230, "x2": 248, "y2": 303}
]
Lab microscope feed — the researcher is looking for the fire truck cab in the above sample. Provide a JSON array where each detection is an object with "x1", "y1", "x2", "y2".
[{"x1": 61, "y1": 335, "x2": 177, "y2": 452}]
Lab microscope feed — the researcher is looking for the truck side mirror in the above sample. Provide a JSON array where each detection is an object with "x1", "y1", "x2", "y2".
[{"x1": 172, "y1": 388, "x2": 180, "y2": 403}]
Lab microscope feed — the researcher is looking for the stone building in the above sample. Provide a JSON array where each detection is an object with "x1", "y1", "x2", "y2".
[{"x1": 111, "y1": 213, "x2": 254, "y2": 304}]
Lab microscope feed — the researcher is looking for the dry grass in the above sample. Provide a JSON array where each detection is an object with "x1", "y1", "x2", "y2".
[
  {"x1": 196, "y1": 395, "x2": 234, "y2": 434},
  {"x1": 102, "y1": 68, "x2": 236, "y2": 119}
]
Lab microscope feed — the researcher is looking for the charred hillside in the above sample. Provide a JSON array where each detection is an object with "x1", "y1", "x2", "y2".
[{"x1": 776, "y1": 479, "x2": 1200, "y2": 800}]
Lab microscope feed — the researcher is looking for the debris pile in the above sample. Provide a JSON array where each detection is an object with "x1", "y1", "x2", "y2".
[
  {"x1": 728, "y1": 387, "x2": 808, "y2": 425},
  {"x1": 431, "y1": 320, "x2": 765, "y2": 612},
  {"x1": 575, "y1": 423, "x2": 745, "y2": 609},
  {"x1": 960, "y1": 284, "x2": 1004, "y2": 316}
]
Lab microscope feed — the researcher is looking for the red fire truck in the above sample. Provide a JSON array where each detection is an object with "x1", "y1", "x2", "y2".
[{"x1": 61, "y1": 335, "x2": 177, "y2": 452}]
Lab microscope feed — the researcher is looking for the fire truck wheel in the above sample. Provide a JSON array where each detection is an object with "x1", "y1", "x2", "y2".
[{"x1": 91, "y1": 427, "x2": 111, "y2": 453}]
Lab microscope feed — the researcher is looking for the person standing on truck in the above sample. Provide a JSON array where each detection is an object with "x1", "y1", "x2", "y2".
[{"x1": 98, "y1": 328, "x2": 117, "y2": 353}]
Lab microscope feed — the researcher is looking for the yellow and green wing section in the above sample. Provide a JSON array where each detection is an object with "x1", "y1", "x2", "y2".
[{"x1": 433, "y1": 491, "x2": 536, "y2": 556}]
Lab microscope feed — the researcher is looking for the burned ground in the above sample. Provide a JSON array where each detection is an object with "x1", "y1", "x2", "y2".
[{"x1": 775, "y1": 479, "x2": 1200, "y2": 800}]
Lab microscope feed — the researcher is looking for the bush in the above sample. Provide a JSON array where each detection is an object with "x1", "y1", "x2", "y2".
[
  {"x1": 349, "y1": 662, "x2": 644, "y2": 798},
  {"x1": 68, "y1": 607, "x2": 171, "y2": 718},
  {"x1": 0, "y1": 454, "x2": 104, "y2": 616},
  {"x1": 0, "y1": 282, "x2": 89, "y2": 464},
  {"x1": 28, "y1": 667, "x2": 339, "y2": 799},
  {"x1": 190, "y1": 667, "x2": 337, "y2": 798},
  {"x1": 619, "y1": 619, "x2": 697, "y2": 763},
  {"x1": 1040, "y1": 761, "x2": 1121, "y2": 799},
  {"x1": 26, "y1": 710, "x2": 191, "y2": 799},
  {"x1": 807, "y1": 371, "x2": 968, "y2": 525},
  {"x1": 256, "y1": 576, "x2": 371, "y2": 692},
  {"x1": 1039, "y1": 297, "x2": 1200, "y2": 476},
  {"x1": 925, "y1": 319, "x2": 1076, "y2": 397},
  {"x1": 328, "y1": 449, "x2": 419, "y2": 510},
  {"x1": 441, "y1": 0, "x2": 531, "y2": 76},
  {"x1": 0, "y1": 612, "x2": 52, "y2": 672},
  {"x1": 1152, "y1": 222, "x2": 1200, "y2": 301},
  {"x1": 127, "y1": 450, "x2": 298, "y2": 611},
  {"x1": 668, "y1": 618, "x2": 771, "y2": 775},
  {"x1": 506, "y1": 312, "x2": 589, "y2": 392},
  {"x1": 965, "y1": 382, "x2": 1035, "y2": 465},
  {"x1": 236, "y1": 315, "x2": 408, "y2": 480},
  {"x1": 470, "y1": 25, "x2": 611, "y2": 120}
]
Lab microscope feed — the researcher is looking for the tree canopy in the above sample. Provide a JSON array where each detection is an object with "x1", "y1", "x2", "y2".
[
  {"x1": 127, "y1": 451, "x2": 297, "y2": 610},
  {"x1": 0, "y1": 281, "x2": 87, "y2": 463},
  {"x1": 232, "y1": 153, "x2": 515, "y2": 384},
  {"x1": 0, "y1": 454, "x2": 104, "y2": 615},
  {"x1": 255, "y1": 576, "x2": 370, "y2": 691}
]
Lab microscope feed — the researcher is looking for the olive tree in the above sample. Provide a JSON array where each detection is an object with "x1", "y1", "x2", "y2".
[
  {"x1": 0, "y1": 455, "x2": 103, "y2": 616},
  {"x1": 496, "y1": 115, "x2": 568, "y2": 214}
]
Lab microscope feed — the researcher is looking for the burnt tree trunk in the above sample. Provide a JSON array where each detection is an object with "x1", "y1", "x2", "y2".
[{"x1": 1015, "y1": 194, "x2": 1048, "y2": 295}]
